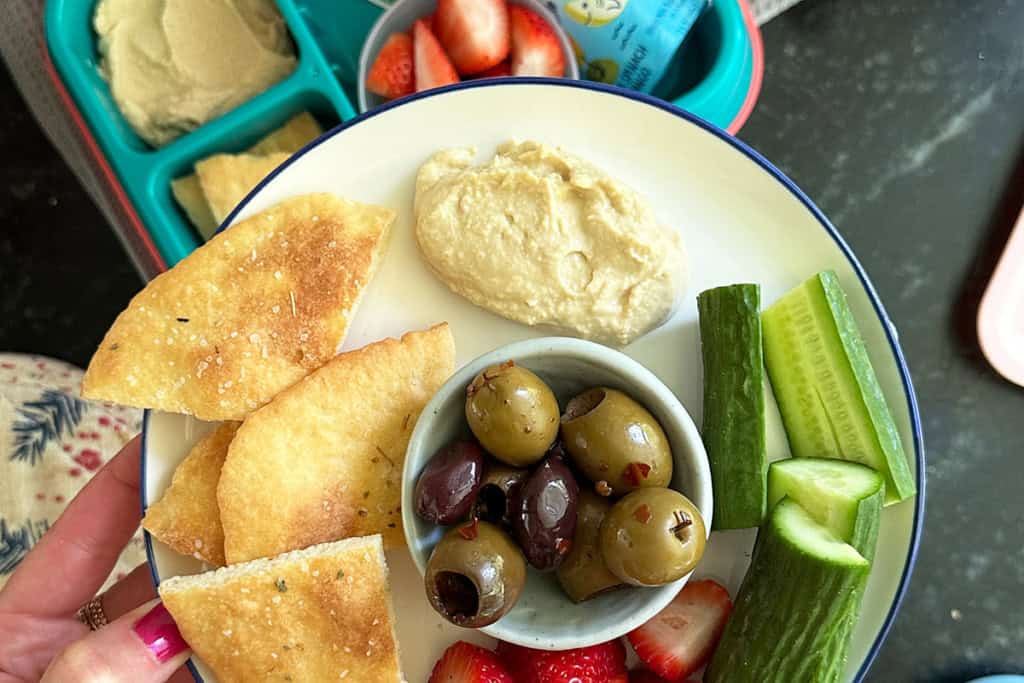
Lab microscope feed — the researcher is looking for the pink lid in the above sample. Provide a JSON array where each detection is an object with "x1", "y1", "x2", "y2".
[{"x1": 978, "y1": 204, "x2": 1024, "y2": 387}]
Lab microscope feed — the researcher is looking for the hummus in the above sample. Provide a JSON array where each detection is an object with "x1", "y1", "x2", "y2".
[
  {"x1": 415, "y1": 141, "x2": 686, "y2": 346},
  {"x1": 95, "y1": 0, "x2": 297, "y2": 147}
]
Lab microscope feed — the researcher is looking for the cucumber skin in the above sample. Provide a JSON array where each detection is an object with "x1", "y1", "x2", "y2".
[
  {"x1": 698, "y1": 284, "x2": 767, "y2": 530},
  {"x1": 762, "y1": 271, "x2": 916, "y2": 504},
  {"x1": 704, "y1": 500, "x2": 869, "y2": 683},
  {"x1": 820, "y1": 271, "x2": 915, "y2": 503},
  {"x1": 849, "y1": 485, "x2": 883, "y2": 563}
]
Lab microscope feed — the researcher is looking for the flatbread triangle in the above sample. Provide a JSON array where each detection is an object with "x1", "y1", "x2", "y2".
[
  {"x1": 159, "y1": 535, "x2": 403, "y2": 682},
  {"x1": 142, "y1": 421, "x2": 238, "y2": 566},
  {"x1": 82, "y1": 193, "x2": 395, "y2": 420},
  {"x1": 218, "y1": 323, "x2": 455, "y2": 563}
]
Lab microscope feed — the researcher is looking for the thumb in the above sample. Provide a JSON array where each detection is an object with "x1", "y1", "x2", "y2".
[{"x1": 42, "y1": 600, "x2": 191, "y2": 683}]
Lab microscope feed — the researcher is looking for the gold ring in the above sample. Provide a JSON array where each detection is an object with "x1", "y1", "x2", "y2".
[{"x1": 75, "y1": 595, "x2": 109, "y2": 631}]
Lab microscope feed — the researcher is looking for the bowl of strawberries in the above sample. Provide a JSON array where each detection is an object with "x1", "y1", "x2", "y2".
[{"x1": 359, "y1": 0, "x2": 580, "y2": 112}]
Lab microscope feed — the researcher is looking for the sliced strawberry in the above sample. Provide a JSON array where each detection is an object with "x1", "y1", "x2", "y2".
[
  {"x1": 627, "y1": 579, "x2": 733, "y2": 681},
  {"x1": 476, "y1": 60, "x2": 511, "y2": 79},
  {"x1": 497, "y1": 640, "x2": 627, "y2": 683},
  {"x1": 508, "y1": 5, "x2": 565, "y2": 77},
  {"x1": 413, "y1": 19, "x2": 460, "y2": 92},
  {"x1": 366, "y1": 32, "x2": 414, "y2": 100},
  {"x1": 434, "y1": 0, "x2": 510, "y2": 75},
  {"x1": 429, "y1": 641, "x2": 514, "y2": 683}
]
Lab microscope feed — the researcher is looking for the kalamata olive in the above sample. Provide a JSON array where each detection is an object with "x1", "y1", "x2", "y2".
[
  {"x1": 600, "y1": 487, "x2": 706, "y2": 587},
  {"x1": 472, "y1": 463, "x2": 528, "y2": 527},
  {"x1": 424, "y1": 520, "x2": 526, "y2": 628},
  {"x1": 561, "y1": 387, "x2": 673, "y2": 497},
  {"x1": 556, "y1": 489, "x2": 624, "y2": 602},
  {"x1": 414, "y1": 442, "x2": 484, "y2": 525},
  {"x1": 466, "y1": 361, "x2": 560, "y2": 467},
  {"x1": 511, "y1": 455, "x2": 579, "y2": 571}
]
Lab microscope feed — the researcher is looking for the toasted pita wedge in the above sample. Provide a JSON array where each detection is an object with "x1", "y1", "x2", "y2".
[
  {"x1": 171, "y1": 174, "x2": 220, "y2": 240},
  {"x1": 219, "y1": 324, "x2": 455, "y2": 563},
  {"x1": 197, "y1": 152, "x2": 291, "y2": 225},
  {"x1": 248, "y1": 111, "x2": 323, "y2": 156},
  {"x1": 173, "y1": 113, "x2": 323, "y2": 239},
  {"x1": 82, "y1": 193, "x2": 395, "y2": 420},
  {"x1": 160, "y1": 535, "x2": 403, "y2": 683},
  {"x1": 142, "y1": 422, "x2": 238, "y2": 566}
]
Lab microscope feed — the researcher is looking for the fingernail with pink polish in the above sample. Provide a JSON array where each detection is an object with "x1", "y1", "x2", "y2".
[{"x1": 133, "y1": 602, "x2": 188, "y2": 663}]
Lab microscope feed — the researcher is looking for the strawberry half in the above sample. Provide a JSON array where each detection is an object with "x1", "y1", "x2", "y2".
[
  {"x1": 429, "y1": 641, "x2": 514, "y2": 683},
  {"x1": 497, "y1": 640, "x2": 628, "y2": 683},
  {"x1": 434, "y1": 0, "x2": 510, "y2": 75},
  {"x1": 627, "y1": 579, "x2": 733, "y2": 681},
  {"x1": 476, "y1": 60, "x2": 511, "y2": 79},
  {"x1": 413, "y1": 19, "x2": 460, "y2": 92},
  {"x1": 508, "y1": 5, "x2": 566, "y2": 77},
  {"x1": 366, "y1": 32, "x2": 414, "y2": 100}
]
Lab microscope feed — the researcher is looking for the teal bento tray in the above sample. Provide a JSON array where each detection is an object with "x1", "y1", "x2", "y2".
[
  {"x1": 45, "y1": 0, "x2": 760, "y2": 273},
  {"x1": 45, "y1": 0, "x2": 357, "y2": 268}
]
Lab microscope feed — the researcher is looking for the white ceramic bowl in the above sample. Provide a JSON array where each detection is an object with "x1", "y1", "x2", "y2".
[
  {"x1": 358, "y1": 0, "x2": 580, "y2": 113},
  {"x1": 401, "y1": 336, "x2": 713, "y2": 650}
]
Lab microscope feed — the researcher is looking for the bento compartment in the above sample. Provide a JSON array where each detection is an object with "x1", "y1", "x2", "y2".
[
  {"x1": 285, "y1": 0, "x2": 384, "y2": 95},
  {"x1": 150, "y1": 83, "x2": 344, "y2": 259},
  {"x1": 46, "y1": 0, "x2": 154, "y2": 156},
  {"x1": 47, "y1": 0, "x2": 357, "y2": 268},
  {"x1": 50, "y1": 0, "x2": 313, "y2": 158}
]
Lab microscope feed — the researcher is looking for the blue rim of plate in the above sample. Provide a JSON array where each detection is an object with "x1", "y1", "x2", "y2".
[{"x1": 141, "y1": 77, "x2": 926, "y2": 683}]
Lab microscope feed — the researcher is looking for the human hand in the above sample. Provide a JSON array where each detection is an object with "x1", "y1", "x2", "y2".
[{"x1": 0, "y1": 435, "x2": 193, "y2": 682}]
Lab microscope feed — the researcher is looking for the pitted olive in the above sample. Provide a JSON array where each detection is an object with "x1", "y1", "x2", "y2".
[
  {"x1": 424, "y1": 520, "x2": 526, "y2": 628},
  {"x1": 466, "y1": 361, "x2": 559, "y2": 467},
  {"x1": 472, "y1": 463, "x2": 528, "y2": 527},
  {"x1": 561, "y1": 387, "x2": 673, "y2": 496},
  {"x1": 599, "y1": 487, "x2": 706, "y2": 587}
]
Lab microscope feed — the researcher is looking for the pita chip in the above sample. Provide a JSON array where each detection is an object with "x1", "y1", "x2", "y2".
[
  {"x1": 219, "y1": 324, "x2": 455, "y2": 563},
  {"x1": 197, "y1": 152, "x2": 291, "y2": 225},
  {"x1": 142, "y1": 422, "x2": 238, "y2": 566},
  {"x1": 160, "y1": 535, "x2": 403, "y2": 683},
  {"x1": 82, "y1": 193, "x2": 395, "y2": 420},
  {"x1": 171, "y1": 174, "x2": 219, "y2": 239},
  {"x1": 173, "y1": 112, "x2": 323, "y2": 239},
  {"x1": 248, "y1": 111, "x2": 323, "y2": 156}
]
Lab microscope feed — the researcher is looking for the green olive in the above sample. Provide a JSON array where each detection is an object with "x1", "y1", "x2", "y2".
[
  {"x1": 466, "y1": 362, "x2": 559, "y2": 467},
  {"x1": 561, "y1": 388, "x2": 673, "y2": 496},
  {"x1": 556, "y1": 489, "x2": 624, "y2": 602},
  {"x1": 599, "y1": 488, "x2": 706, "y2": 587},
  {"x1": 424, "y1": 520, "x2": 527, "y2": 628}
]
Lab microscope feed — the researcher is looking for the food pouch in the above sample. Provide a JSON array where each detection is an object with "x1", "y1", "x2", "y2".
[{"x1": 544, "y1": 0, "x2": 711, "y2": 92}]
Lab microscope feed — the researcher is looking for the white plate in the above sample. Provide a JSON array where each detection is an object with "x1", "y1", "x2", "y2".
[{"x1": 142, "y1": 78, "x2": 924, "y2": 683}]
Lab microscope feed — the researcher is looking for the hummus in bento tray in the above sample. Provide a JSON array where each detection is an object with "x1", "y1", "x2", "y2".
[
  {"x1": 94, "y1": 0, "x2": 297, "y2": 147},
  {"x1": 414, "y1": 141, "x2": 687, "y2": 346}
]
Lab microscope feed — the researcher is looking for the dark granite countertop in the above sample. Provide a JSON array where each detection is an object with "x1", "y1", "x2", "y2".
[{"x1": 2, "y1": 0, "x2": 1023, "y2": 680}]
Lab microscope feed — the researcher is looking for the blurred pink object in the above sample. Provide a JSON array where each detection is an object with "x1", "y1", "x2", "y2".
[{"x1": 978, "y1": 204, "x2": 1024, "y2": 387}]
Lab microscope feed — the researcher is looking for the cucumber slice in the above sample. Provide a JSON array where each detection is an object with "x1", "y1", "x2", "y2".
[
  {"x1": 698, "y1": 284, "x2": 767, "y2": 530},
  {"x1": 762, "y1": 271, "x2": 916, "y2": 504},
  {"x1": 768, "y1": 458, "x2": 884, "y2": 560},
  {"x1": 768, "y1": 459, "x2": 884, "y2": 677},
  {"x1": 705, "y1": 499, "x2": 870, "y2": 683}
]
